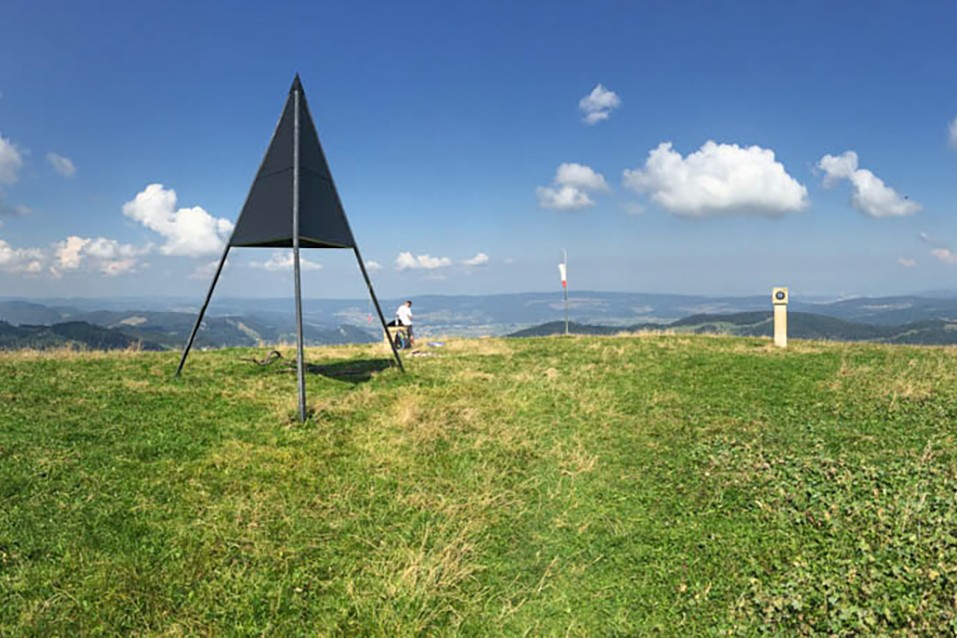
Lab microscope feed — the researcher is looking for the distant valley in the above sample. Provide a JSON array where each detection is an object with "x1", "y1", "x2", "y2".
[{"x1": 4, "y1": 291, "x2": 957, "y2": 350}]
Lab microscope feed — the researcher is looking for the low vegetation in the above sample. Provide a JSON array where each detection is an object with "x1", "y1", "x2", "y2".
[
  {"x1": 510, "y1": 312, "x2": 957, "y2": 345},
  {"x1": 2, "y1": 335, "x2": 957, "y2": 634}
]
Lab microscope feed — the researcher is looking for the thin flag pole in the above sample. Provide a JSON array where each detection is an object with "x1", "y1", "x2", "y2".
[
  {"x1": 562, "y1": 249, "x2": 569, "y2": 336},
  {"x1": 292, "y1": 83, "x2": 307, "y2": 422},
  {"x1": 175, "y1": 244, "x2": 231, "y2": 376}
]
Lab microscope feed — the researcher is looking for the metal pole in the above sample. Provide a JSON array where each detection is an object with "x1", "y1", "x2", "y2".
[
  {"x1": 354, "y1": 246, "x2": 404, "y2": 371},
  {"x1": 292, "y1": 85, "x2": 307, "y2": 422},
  {"x1": 564, "y1": 286, "x2": 569, "y2": 336},
  {"x1": 563, "y1": 249, "x2": 569, "y2": 336},
  {"x1": 175, "y1": 244, "x2": 231, "y2": 376}
]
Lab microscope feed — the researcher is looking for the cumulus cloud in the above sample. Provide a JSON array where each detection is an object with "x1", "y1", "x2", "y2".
[
  {"x1": 817, "y1": 151, "x2": 920, "y2": 218},
  {"x1": 463, "y1": 252, "x2": 489, "y2": 266},
  {"x1": 949, "y1": 116, "x2": 957, "y2": 149},
  {"x1": 579, "y1": 84, "x2": 621, "y2": 125},
  {"x1": 931, "y1": 248, "x2": 957, "y2": 265},
  {"x1": 898, "y1": 257, "x2": 917, "y2": 268},
  {"x1": 555, "y1": 163, "x2": 609, "y2": 191},
  {"x1": 122, "y1": 184, "x2": 233, "y2": 257},
  {"x1": 55, "y1": 236, "x2": 88, "y2": 270},
  {"x1": 365, "y1": 260, "x2": 383, "y2": 272},
  {"x1": 536, "y1": 162, "x2": 609, "y2": 211},
  {"x1": 536, "y1": 185, "x2": 594, "y2": 210},
  {"x1": 0, "y1": 232, "x2": 150, "y2": 278},
  {"x1": 395, "y1": 251, "x2": 452, "y2": 270},
  {"x1": 249, "y1": 251, "x2": 321, "y2": 272},
  {"x1": 54, "y1": 235, "x2": 147, "y2": 276},
  {"x1": 46, "y1": 152, "x2": 76, "y2": 177},
  {"x1": 0, "y1": 134, "x2": 24, "y2": 185},
  {"x1": 623, "y1": 141, "x2": 809, "y2": 217},
  {"x1": 0, "y1": 238, "x2": 43, "y2": 274}
]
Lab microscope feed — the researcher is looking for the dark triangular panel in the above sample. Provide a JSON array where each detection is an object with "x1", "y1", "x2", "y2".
[
  {"x1": 297, "y1": 92, "x2": 356, "y2": 249},
  {"x1": 228, "y1": 78, "x2": 356, "y2": 249}
]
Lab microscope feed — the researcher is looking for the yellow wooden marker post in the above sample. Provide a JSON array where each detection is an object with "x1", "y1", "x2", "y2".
[{"x1": 772, "y1": 287, "x2": 788, "y2": 348}]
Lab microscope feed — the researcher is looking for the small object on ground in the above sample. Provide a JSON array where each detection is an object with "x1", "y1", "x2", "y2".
[
  {"x1": 242, "y1": 350, "x2": 283, "y2": 366},
  {"x1": 427, "y1": 341, "x2": 445, "y2": 348},
  {"x1": 410, "y1": 350, "x2": 435, "y2": 357}
]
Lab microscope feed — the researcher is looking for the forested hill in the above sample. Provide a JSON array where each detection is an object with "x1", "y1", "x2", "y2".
[
  {"x1": 0, "y1": 321, "x2": 165, "y2": 351},
  {"x1": 508, "y1": 311, "x2": 957, "y2": 345}
]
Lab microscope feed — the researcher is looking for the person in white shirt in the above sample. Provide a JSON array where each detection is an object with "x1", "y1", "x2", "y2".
[{"x1": 395, "y1": 300, "x2": 414, "y2": 346}]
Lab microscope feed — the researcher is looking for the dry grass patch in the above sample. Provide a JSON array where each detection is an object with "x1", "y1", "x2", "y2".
[
  {"x1": 387, "y1": 521, "x2": 482, "y2": 596},
  {"x1": 121, "y1": 378, "x2": 152, "y2": 391},
  {"x1": 0, "y1": 347, "x2": 155, "y2": 362},
  {"x1": 827, "y1": 350, "x2": 957, "y2": 405},
  {"x1": 443, "y1": 338, "x2": 513, "y2": 357},
  {"x1": 571, "y1": 385, "x2": 624, "y2": 419},
  {"x1": 453, "y1": 369, "x2": 496, "y2": 383},
  {"x1": 555, "y1": 437, "x2": 598, "y2": 479}
]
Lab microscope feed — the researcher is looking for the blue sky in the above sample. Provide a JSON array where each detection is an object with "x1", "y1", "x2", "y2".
[{"x1": 1, "y1": 0, "x2": 956, "y2": 300}]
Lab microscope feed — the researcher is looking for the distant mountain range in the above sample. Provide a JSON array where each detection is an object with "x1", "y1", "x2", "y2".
[
  {"x1": 508, "y1": 311, "x2": 957, "y2": 346},
  {"x1": 4, "y1": 292, "x2": 957, "y2": 350},
  {"x1": 0, "y1": 300, "x2": 378, "y2": 351},
  {"x1": 0, "y1": 320, "x2": 166, "y2": 351}
]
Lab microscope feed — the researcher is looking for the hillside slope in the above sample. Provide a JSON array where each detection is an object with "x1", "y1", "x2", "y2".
[
  {"x1": 509, "y1": 311, "x2": 957, "y2": 344},
  {"x1": 2, "y1": 335, "x2": 957, "y2": 634},
  {"x1": 0, "y1": 320, "x2": 165, "y2": 351}
]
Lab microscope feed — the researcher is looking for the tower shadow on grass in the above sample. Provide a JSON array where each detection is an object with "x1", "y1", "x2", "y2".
[{"x1": 298, "y1": 358, "x2": 395, "y2": 384}]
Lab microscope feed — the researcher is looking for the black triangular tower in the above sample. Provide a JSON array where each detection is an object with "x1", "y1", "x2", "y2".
[{"x1": 176, "y1": 75, "x2": 403, "y2": 421}]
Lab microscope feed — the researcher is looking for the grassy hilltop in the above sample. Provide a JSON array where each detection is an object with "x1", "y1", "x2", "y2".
[{"x1": 2, "y1": 335, "x2": 957, "y2": 635}]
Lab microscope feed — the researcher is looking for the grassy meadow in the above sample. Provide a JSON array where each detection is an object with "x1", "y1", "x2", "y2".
[{"x1": 2, "y1": 334, "x2": 957, "y2": 635}]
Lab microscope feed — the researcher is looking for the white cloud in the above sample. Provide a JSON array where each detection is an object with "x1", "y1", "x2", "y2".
[
  {"x1": 817, "y1": 151, "x2": 920, "y2": 218},
  {"x1": 0, "y1": 134, "x2": 24, "y2": 185},
  {"x1": 555, "y1": 163, "x2": 609, "y2": 192},
  {"x1": 249, "y1": 251, "x2": 322, "y2": 272},
  {"x1": 101, "y1": 259, "x2": 138, "y2": 276},
  {"x1": 949, "y1": 116, "x2": 957, "y2": 149},
  {"x1": 46, "y1": 152, "x2": 76, "y2": 177},
  {"x1": 536, "y1": 162, "x2": 608, "y2": 211},
  {"x1": 122, "y1": 184, "x2": 233, "y2": 257},
  {"x1": 579, "y1": 84, "x2": 621, "y2": 125},
  {"x1": 395, "y1": 251, "x2": 452, "y2": 270},
  {"x1": 54, "y1": 235, "x2": 147, "y2": 275},
  {"x1": 463, "y1": 252, "x2": 489, "y2": 266},
  {"x1": 623, "y1": 141, "x2": 809, "y2": 217},
  {"x1": 56, "y1": 236, "x2": 88, "y2": 269},
  {"x1": 365, "y1": 260, "x2": 383, "y2": 272},
  {"x1": 0, "y1": 238, "x2": 43, "y2": 274},
  {"x1": 536, "y1": 185, "x2": 594, "y2": 210},
  {"x1": 931, "y1": 248, "x2": 957, "y2": 265},
  {"x1": 898, "y1": 257, "x2": 917, "y2": 268}
]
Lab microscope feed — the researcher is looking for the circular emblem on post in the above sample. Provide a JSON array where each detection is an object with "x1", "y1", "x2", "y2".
[{"x1": 775, "y1": 291, "x2": 786, "y2": 301}]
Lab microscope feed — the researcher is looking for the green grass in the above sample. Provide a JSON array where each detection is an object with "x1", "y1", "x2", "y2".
[{"x1": 2, "y1": 335, "x2": 957, "y2": 635}]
